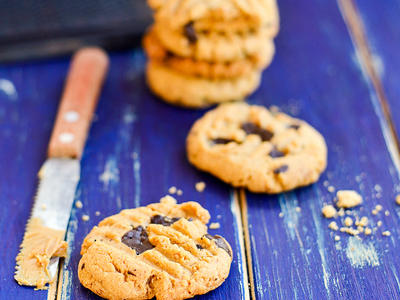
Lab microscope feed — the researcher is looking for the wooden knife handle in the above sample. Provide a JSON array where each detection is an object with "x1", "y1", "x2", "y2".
[{"x1": 48, "y1": 47, "x2": 109, "y2": 159}]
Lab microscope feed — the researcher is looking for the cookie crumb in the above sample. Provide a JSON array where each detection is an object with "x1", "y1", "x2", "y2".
[
  {"x1": 41, "y1": 204, "x2": 47, "y2": 210},
  {"x1": 95, "y1": 211, "x2": 100, "y2": 216},
  {"x1": 375, "y1": 204, "x2": 383, "y2": 212},
  {"x1": 344, "y1": 217, "x2": 353, "y2": 227},
  {"x1": 278, "y1": 212, "x2": 284, "y2": 218},
  {"x1": 168, "y1": 186, "x2": 177, "y2": 194},
  {"x1": 328, "y1": 221, "x2": 339, "y2": 231},
  {"x1": 340, "y1": 227, "x2": 359, "y2": 236},
  {"x1": 384, "y1": 210, "x2": 390, "y2": 216},
  {"x1": 177, "y1": 189, "x2": 183, "y2": 196},
  {"x1": 338, "y1": 208, "x2": 345, "y2": 217},
  {"x1": 323, "y1": 180, "x2": 329, "y2": 187},
  {"x1": 372, "y1": 209, "x2": 378, "y2": 215},
  {"x1": 322, "y1": 205, "x2": 337, "y2": 218},
  {"x1": 336, "y1": 190, "x2": 362, "y2": 208},
  {"x1": 377, "y1": 220, "x2": 382, "y2": 227},
  {"x1": 195, "y1": 181, "x2": 206, "y2": 192},
  {"x1": 382, "y1": 231, "x2": 391, "y2": 237},
  {"x1": 334, "y1": 235, "x2": 341, "y2": 241},
  {"x1": 82, "y1": 215, "x2": 90, "y2": 221},
  {"x1": 396, "y1": 195, "x2": 400, "y2": 205},
  {"x1": 358, "y1": 216, "x2": 368, "y2": 227},
  {"x1": 209, "y1": 222, "x2": 220, "y2": 229},
  {"x1": 76, "y1": 200, "x2": 83, "y2": 209},
  {"x1": 364, "y1": 228, "x2": 372, "y2": 235},
  {"x1": 327, "y1": 186, "x2": 335, "y2": 193},
  {"x1": 295, "y1": 207, "x2": 301, "y2": 212}
]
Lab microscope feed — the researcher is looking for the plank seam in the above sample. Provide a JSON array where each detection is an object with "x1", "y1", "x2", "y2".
[
  {"x1": 238, "y1": 189, "x2": 256, "y2": 300},
  {"x1": 338, "y1": 0, "x2": 400, "y2": 170}
]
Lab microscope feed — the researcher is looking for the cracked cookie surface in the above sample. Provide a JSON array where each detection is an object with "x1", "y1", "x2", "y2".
[
  {"x1": 78, "y1": 196, "x2": 232, "y2": 300},
  {"x1": 186, "y1": 102, "x2": 327, "y2": 193}
]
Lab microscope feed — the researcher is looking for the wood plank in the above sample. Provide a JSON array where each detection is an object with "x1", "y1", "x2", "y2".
[
  {"x1": 0, "y1": 59, "x2": 68, "y2": 299},
  {"x1": 244, "y1": 0, "x2": 400, "y2": 299},
  {"x1": 351, "y1": 0, "x2": 400, "y2": 148},
  {"x1": 59, "y1": 53, "x2": 249, "y2": 299}
]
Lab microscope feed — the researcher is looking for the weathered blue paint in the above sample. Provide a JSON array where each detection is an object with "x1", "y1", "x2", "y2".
[
  {"x1": 245, "y1": 0, "x2": 400, "y2": 299},
  {"x1": 0, "y1": 59, "x2": 69, "y2": 298},
  {"x1": 354, "y1": 0, "x2": 400, "y2": 142},
  {"x1": 2, "y1": 0, "x2": 400, "y2": 299},
  {"x1": 0, "y1": 53, "x2": 248, "y2": 299}
]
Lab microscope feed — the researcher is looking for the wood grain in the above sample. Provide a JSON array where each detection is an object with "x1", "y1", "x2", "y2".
[
  {"x1": 48, "y1": 48, "x2": 109, "y2": 159},
  {"x1": 243, "y1": 0, "x2": 400, "y2": 299}
]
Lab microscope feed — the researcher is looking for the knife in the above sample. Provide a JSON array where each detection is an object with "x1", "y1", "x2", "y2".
[{"x1": 14, "y1": 48, "x2": 109, "y2": 289}]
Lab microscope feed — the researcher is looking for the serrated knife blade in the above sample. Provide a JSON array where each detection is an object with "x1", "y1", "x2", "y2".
[{"x1": 14, "y1": 48, "x2": 109, "y2": 289}]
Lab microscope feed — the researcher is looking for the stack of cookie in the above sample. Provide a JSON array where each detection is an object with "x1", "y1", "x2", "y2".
[{"x1": 144, "y1": 0, "x2": 279, "y2": 108}]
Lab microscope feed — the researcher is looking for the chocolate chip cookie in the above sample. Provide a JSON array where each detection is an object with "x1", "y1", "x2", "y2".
[
  {"x1": 186, "y1": 102, "x2": 327, "y2": 193},
  {"x1": 144, "y1": 27, "x2": 275, "y2": 79},
  {"x1": 78, "y1": 196, "x2": 233, "y2": 300},
  {"x1": 146, "y1": 61, "x2": 261, "y2": 108}
]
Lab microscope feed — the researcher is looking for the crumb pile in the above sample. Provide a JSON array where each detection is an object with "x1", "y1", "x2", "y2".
[{"x1": 322, "y1": 189, "x2": 393, "y2": 239}]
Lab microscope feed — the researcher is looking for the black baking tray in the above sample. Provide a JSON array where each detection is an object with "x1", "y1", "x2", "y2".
[{"x1": 0, "y1": 0, "x2": 152, "y2": 62}]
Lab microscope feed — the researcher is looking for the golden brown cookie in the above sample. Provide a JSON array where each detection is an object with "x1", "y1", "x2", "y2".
[
  {"x1": 186, "y1": 103, "x2": 328, "y2": 193},
  {"x1": 149, "y1": 0, "x2": 279, "y2": 33},
  {"x1": 154, "y1": 23, "x2": 275, "y2": 62},
  {"x1": 143, "y1": 28, "x2": 275, "y2": 79},
  {"x1": 78, "y1": 196, "x2": 232, "y2": 300},
  {"x1": 146, "y1": 61, "x2": 261, "y2": 108}
]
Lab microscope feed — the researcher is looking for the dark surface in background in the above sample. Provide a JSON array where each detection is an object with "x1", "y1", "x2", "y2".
[{"x1": 0, "y1": 0, "x2": 152, "y2": 62}]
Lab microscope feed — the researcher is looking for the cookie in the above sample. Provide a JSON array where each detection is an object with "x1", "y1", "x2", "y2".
[
  {"x1": 143, "y1": 28, "x2": 275, "y2": 79},
  {"x1": 186, "y1": 103, "x2": 327, "y2": 193},
  {"x1": 78, "y1": 196, "x2": 232, "y2": 300},
  {"x1": 154, "y1": 23, "x2": 275, "y2": 62},
  {"x1": 146, "y1": 61, "x2": 261, "y2": 108},
  {"x1": 149, "y1": 0, "x2": 279, "y2": 32}
]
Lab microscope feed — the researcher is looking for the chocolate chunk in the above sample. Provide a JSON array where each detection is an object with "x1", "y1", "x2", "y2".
[
  {"x1": 241, "y1": 122, "x2": 273, "y2": 141},
  {"x1": 205, "y1": 234, "x2": 232, "y2": 257},
  {"x1": 184, "y1": 21, "x2": 197, "y2": 43},
  {"x1": 269, "y1": 147, "x2": 285, "y2": 158},
  {"x1": 212, "y1": 138, "x2": 234, "y2": 145},
  {"x1": 188, "y1": 217, "x2": 193, "y2": 222},
  {"x1": 150, "y1": 215, "x2": 180, "y2": 226},
  {"x1": 81, "y1": 263, "x2": 85, "y2": 270},
  {"x1": 121, "y1": 226, "x2": 155, "y2": 255},
  {"x1": 196, "y1": 244, "x2": 203, "y2": 250},
  {"x1": 288, "y1": 124, "x2": 300, "y2": 130},
  {"x1": 273, "y1": 165, "x2": 289, "y2": 174}
]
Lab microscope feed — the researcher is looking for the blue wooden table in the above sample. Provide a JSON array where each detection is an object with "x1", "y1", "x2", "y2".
[{"x1": 1, "y1": 0, "x2": 400, "y2": 299}]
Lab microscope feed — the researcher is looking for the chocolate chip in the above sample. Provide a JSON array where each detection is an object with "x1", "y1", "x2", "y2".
[
  {"x1": 81, "y1": 263, "x2": 85, "y2": 270},
  {"x1": 121, "y1": 226, "x2": 155, "y2": 255},
  {"x1": 241, "y1": 122, "x2": 273, "y2": 141},
  {"x1": 205, "y1": 234, "x2": 232, "y2": 257},
  {"x1": 188, "y1": 217, "x2": 193, "y2": 222},
  {"x1": 273, "y1": 165, "x2": 289, "y2": 174},
  {"x1": 127, "y1": 271, "x2": 136, "y2": 276},
  {"x1": 184, "y1": 21, "x2": 197, "y2": 43},
  {"x1": 150, "y1": 215, "x2": 180, "y2": 226},
  {"x1": 269, "y1": 147, "x2": 285, "y2": 158},
  {"x1": 196, "y1": 244, "x2": 203, "y2": 250},
  {"x1": 288, "y1": 124, "x2": 300, "y2": 130},
  {"x1": 212, "y1": 138, "x2": 234, "y2": 145}
]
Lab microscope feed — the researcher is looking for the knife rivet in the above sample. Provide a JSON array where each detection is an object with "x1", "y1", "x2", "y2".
[
  {"x1": 59, "y1": 132, "x2": 75, "y2": 143},
  {"x1": 64, "y1": 110, "x2": 79, "y2": 122}
]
